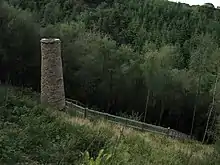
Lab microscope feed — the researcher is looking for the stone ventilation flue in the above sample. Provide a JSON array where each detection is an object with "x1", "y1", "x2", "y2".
[{"x1": 40, "y1": 38, "x2": 65, "y2": 110}]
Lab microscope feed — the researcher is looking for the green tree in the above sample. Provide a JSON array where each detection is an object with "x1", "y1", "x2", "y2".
[
  {"x1": 42, "y1": 1, "x2": 62, "y2": 25},
  {"x1": 189, "y1": 34, "x2": 219, "y2": 137},
  {"x1": 202, "y1": 49, "x2": 220, "y2": 143},
  {"x1": 141, "y1": 45, "x2": 177, "y2": 125},
  {"x1": 0, "y1": 2, "x2": 40, "y2": 88}
]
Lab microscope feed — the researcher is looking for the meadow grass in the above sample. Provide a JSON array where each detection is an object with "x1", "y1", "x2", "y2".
[{"x1": 0, "y1": 87, "x2": 218, "y2": 164}]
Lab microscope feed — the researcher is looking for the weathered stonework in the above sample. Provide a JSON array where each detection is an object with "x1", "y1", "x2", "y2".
[{"x1": 40, "y1": 38, "x2": 65, "y2": 110}]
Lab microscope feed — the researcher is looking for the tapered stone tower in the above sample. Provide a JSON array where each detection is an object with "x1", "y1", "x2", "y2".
[{"x1": 40, "y1": 38, "x2": 65, "y2": 110}]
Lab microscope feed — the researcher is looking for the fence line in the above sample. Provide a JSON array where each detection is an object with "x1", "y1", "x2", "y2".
[{"x1": 66, "y1": 99, "x2": 191, "y2": 140}]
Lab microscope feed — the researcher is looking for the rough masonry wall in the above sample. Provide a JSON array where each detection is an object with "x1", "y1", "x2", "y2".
[{"x1": 40, "y1": 38, "x2": 65, "y2": 110}]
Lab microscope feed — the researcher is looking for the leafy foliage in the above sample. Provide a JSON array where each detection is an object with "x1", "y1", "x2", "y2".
[
  {"x1": 82, "y1": 149, "x2": 112, "y2": 165},
  {"x1": 2, "y1": 0, "x2": 220, "y2": 141}
]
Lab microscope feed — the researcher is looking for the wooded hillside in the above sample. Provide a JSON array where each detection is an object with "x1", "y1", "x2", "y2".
[{"x1": 1, "y1": 0, "x2": 220, "y2": 141}]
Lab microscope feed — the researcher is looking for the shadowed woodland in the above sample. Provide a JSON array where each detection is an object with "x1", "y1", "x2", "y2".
[{"x1": 1, "y1": 0, "x2": 220, "y2": 141}]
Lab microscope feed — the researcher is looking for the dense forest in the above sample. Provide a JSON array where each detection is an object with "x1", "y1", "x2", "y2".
[{"x1": 1, "y1": 0, "x2": 220, "y2": 141}]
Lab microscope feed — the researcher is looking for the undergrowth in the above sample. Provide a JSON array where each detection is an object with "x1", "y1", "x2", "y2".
[{"x1": 0, "y1": 86, "x2": 219, "y2": 164}]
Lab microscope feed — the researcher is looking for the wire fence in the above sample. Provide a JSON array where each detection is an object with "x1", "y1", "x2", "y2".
[{"x1": 66, "y1": 98, "x2": 191, "y2": 140}]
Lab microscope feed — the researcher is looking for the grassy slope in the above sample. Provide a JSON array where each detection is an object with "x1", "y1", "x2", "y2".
[{"x1": 0, "y1": 88, "x2": 218, "y2": 164}]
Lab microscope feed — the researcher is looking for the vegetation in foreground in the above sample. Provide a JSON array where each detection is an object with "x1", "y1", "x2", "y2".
[{"x1": 0, "y1": 87, "x2": 219, "y2": 164}]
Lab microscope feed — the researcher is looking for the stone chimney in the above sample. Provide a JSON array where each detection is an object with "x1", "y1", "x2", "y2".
[{"x1": 40, "y1": 38, "x2": 65, "y2": 110}]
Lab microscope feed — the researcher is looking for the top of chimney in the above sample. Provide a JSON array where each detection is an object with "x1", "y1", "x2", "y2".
[{"x1": 40, "y1": 38, "x2": 61, "y2": 43}]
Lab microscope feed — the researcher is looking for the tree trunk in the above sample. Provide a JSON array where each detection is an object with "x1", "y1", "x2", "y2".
[
  {"x1": 159, "y1": 100, "x2": 164, "y2": 126},
  {"x1": 202, "y1": 73, "x2": 219, "y2": 143},
  {"x1": 107, "y1": 69, "x2": 113, "y2": 113},
  {"x1": 206, "y1": 110, "x2": 216, "y2": 143},
  {"x1": 190, "y1": 75, "x2": 201, "y2": 137},
  {"x1": 143, "y1": 89, "x2": 150, "y2": 123}
]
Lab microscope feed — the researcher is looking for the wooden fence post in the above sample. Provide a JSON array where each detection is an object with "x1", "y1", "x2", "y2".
[
  {"x1": 141, "y1": 119, "x2": 145, "y2": 131},
  {"x1": 167, "y1": 127, "x2": 170, "y2": 137},
  {"x1": 105, "y1": 114, "x2": 109, "y2": 120},
  {"x1": 125, "y1": 118, "x2": 128, "y2": 127},
  {"x1": 84, "y1": 107, "x2": 88, "y2": 118}
]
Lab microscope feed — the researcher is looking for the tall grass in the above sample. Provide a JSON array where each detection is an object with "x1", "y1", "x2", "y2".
[{"x1": 0, "y1": 87, "x2": 218, "y2": 164}]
